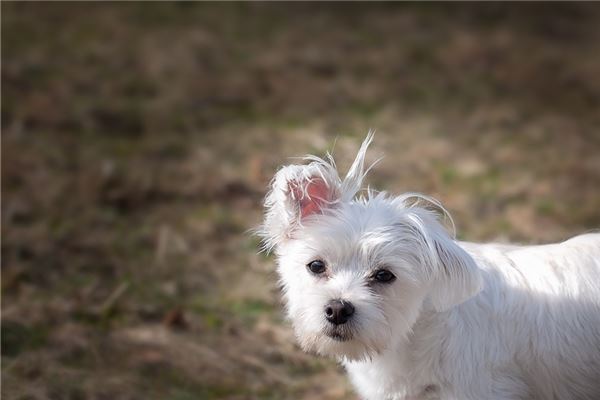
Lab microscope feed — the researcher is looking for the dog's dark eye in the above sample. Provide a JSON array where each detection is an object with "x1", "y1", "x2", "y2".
[
  {"x1": 307, "y1": 260, "x2": 326, "y2": 274},
  {"x1": 373, "y1": 269, "x2": 395, "y2": 283}
]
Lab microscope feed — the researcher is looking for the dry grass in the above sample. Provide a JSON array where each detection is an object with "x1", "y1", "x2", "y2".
[{"x1": 2, "y1": 3, "x2": 600, "y2": 399}]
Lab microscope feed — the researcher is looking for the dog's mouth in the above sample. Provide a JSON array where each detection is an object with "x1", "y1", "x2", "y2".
[{"x1": 324, "y1": 326, "x2": 353, "y2": 342}]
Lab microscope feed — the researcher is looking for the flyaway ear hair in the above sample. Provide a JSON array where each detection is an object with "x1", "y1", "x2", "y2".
[{"x1": 261, "y1": 132, "x2": 375, "y2": 252}]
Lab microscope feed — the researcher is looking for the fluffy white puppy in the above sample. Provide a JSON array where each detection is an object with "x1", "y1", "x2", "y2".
[{"x1": 260, "y1": 133, "x2": 600, "y2": 400}]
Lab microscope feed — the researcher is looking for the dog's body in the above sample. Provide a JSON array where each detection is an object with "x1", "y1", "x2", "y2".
[
  {"x1": 346, "y1": 234, "x2": 600, "y2": 400},
  {"x1": 261, "y1": 134, "x2": 600, "y2": 399}
]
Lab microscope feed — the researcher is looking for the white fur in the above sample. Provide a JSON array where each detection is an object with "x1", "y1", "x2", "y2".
[{"x1": 260, "y1": 134, "x2": 600, "y2": 400}]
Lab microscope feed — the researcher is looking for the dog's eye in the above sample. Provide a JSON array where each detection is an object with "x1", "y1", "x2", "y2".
[
  {"x1": 307, "y1": 260, "x2": 326, "y2": 274},
  {"x1": 373, "y1": 269, "x2": 395, "y2": 283}
]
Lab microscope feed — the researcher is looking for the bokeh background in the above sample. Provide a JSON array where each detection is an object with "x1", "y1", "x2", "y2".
[{"x1": 3, "y1": 3, "x2": 600, "y2": 399}]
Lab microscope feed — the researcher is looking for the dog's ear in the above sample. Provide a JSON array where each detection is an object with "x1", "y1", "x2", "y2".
[
  {"x1": 427, "y1": 230, "x2": 482, "y2": 311},
  {"x1": 402, "y1": 207, "x2": 483, "y2": 312},
  {"x1": 261, "y1": 161, "x2": 341, "y2": 250},
  {"x1": 261, "y1": 132, "x2": 374, "y2": 251}
]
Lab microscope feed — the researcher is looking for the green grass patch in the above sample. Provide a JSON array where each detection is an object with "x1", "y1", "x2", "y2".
[
  {"x1": 1, "y1": 321, "x2": 49, "y2": 357},
  {"x1": 229, "y1": 299, "x2": 275, "y2": 326}
]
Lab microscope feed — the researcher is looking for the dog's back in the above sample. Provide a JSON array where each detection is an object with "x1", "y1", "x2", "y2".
[{"x1": 463, "y1": 233, "x2": 600, "y2": 399}]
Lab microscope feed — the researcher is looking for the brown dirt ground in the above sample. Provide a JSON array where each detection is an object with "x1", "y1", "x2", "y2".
[{"x1": 2, "y1": 3, "x2": 600, "y2": 400}]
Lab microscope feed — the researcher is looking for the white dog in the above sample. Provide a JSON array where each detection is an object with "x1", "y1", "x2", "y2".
[{"x1": 260, "y1": 133, "x2": 600, "y2": 400}]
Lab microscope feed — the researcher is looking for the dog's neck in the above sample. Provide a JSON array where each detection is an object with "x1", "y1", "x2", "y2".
[{"x1": 343, "y1": 303, "x2": 449, "y2": 399}]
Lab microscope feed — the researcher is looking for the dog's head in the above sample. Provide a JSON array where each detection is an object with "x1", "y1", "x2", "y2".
[{"x1": 261, "y1": 134, "x2": 482, "y2": 361}]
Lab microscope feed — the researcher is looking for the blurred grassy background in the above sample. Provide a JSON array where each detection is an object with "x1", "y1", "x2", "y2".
[{"x1": 2, "y1": 3, "x2": 600, "y2": 399}]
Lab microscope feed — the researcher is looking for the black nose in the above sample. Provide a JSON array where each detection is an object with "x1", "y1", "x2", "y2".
[{"x1": 325, "y1": 300, "x2": 355, "y2": 325}]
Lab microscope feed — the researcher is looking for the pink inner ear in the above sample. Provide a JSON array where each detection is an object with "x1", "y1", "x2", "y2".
[{"x1": 290, "y1": 178, "x2": 332, "y2": 219}]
